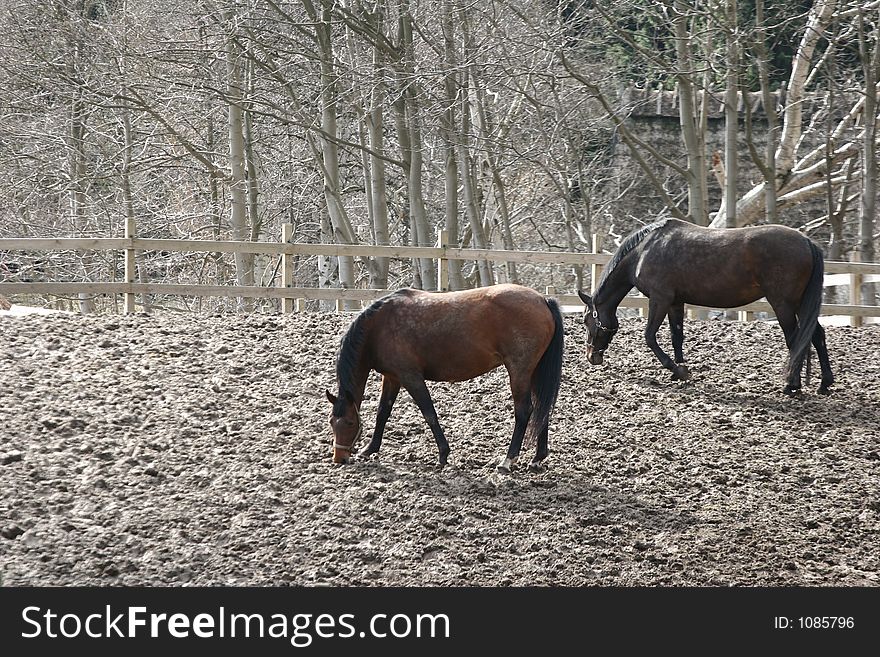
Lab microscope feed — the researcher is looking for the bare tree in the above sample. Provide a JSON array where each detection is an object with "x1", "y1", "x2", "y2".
[
  {"x1": 856, "y1": 5, "x2": 879, "y2": 302},
  {"x1": 222, "y1": 4, "x2": 256, "y2": 311},
  {"x1": 710, "y1": 0, "x2": 841, "y2": 228},
  {"x1": 436, "y1": 0, "x2": 467, "y2": 290},
  {"x1": 723, "y1": 0, "x2": 739, "y2": 229},
  {"x1": 751, "y1": 0, "x2": 780, "y2": 224},
  {"x1": 398, "y1": 0, "x2": 437, "y2": 290}
]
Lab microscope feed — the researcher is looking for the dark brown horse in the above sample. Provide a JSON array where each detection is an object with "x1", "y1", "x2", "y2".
[
  {"x1": 577, "y1": 218, "x2": 834, "y2": 395},
  {"x1": 325, "y1": 284, "x2": 564, "y2": 471}
]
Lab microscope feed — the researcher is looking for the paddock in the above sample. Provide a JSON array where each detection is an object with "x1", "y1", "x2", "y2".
[{"x1": 0, "y1": 311, "x2": 878, "y2": 585}]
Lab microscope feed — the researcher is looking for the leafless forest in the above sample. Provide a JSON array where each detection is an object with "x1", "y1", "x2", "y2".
[{"x1": 0, "y1": 1, "x2": 879, "y2": 313}]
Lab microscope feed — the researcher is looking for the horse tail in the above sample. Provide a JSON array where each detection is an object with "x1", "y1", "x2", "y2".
[
  {"x1": 525, "y1": 297, "x2": 564, "y2": 448},
  {"x1": 785, "y1": 239, "x2": 824, "y2": 381}
]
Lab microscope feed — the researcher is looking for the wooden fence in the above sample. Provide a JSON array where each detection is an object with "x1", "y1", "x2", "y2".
[{"x1": 1, "y1": 225, "x2": 879, "y2": 326}]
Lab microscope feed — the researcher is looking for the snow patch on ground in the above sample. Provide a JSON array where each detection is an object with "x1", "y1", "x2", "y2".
[{"x1": 0, "y1": 304, "x2": 72, "y2": 317}]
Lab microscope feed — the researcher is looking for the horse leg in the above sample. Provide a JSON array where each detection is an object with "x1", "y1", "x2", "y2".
[
  {"x1": 667, "y1": 303, "x2": 686, "y2": 364},
  {"x1": 773, "y1": 303, "x2": 802, "y2": 395},
  {"x1": 498, "y1": 374, "x2": 532, "y2": 473},
  {"x1": 528, "y1": 424, "x2": 550, "y2": 473},
  {"x1": 526, "y1": 376, "x2": 550, "y2": 472},
  {"x1": 404, "y1": 378, "x2": 451, "y2": 466},
  {"x1": 359, "y1": 375, "x2": 400, "y2": 459},
  {"x1": 646, "y1": 298, "x2": 690, "y2": 380},
  {"x1": 812, "y1": 323, "x2": 834, "y2": 395}
]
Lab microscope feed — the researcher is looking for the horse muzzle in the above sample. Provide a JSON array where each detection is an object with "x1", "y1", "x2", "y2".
[
  {"x1": 586, "y1": 349, "x2": 604, "y2": 365},
  {"x1": 332, "y1": 445, "x2": 355, "y2": 464}
]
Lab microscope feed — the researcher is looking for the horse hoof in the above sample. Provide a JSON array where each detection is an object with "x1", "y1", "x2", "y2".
[
  {"x1": 357, "y1": 449, "x2": 377, "y2": 460},
  {"x1": 527, "y1": 461, "x2": 546, "y2": 473},
  {"x1": 673, "y1": 365, "x2": 691, "y2": 381},
  {"x1": 783, "y1": 385, "x2": 801, "y2": 396},
  {"x1": 818, "y1": 386, "x2": 831, "y2": 396},
  {"x1": 497, "y1": 456, "x2": 517, "y2": 473},
  {"x1": 496, "y1": 464, "x2": 512, "y2": 475}
]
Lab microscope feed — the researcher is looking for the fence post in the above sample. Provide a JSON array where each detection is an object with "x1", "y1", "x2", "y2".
[
  {"x1": 545, "y1": 285, "x2": 556, "y2": 300},
  {"x1": 738, "y1": 309, "x2": 755, "y2": 322},
  {"x1": 850, "y1": 272, "x2": 863, "y2": 328},
  {"x1": 123, "y1": 217, "x2": 136, "y2": 314},
  {"x1": 437, "y1": 229, "x2": 449, "y2": 292},
  {"x1": 281, "y1": 223, "x2": 294, "y2": 313}
]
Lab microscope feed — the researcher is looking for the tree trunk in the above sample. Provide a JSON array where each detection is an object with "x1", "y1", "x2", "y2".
[
  {"x1": 367, "y1": 49, "x2": 391, "y2": 289},
  {"x1": 711, "y1": 0, "x2": 837, "y2": 228},
  {"x1": 120, "y1": 91, "x2": 152, "y2": 313},
  {"x1": 224, "y1": 8, "x2": 254, "y2": 312},
  {"x1": 399, "y1": 5, "x2": 436, "y2": 290},
  {"x1": 671, "y1": 0, "x2": 707, "y2": 225},
  {"x1": 318, "y1": 210, "x2": 339, "y2": 311},
  {"x1": 244, "y1": 58, "x2": 261, "y2": 244},
  {"x1": 472, "y1": 64, "x2": 518, "y2": 284},
  {"x1": 310, "y1": 0, "x2": 357, "y2": 308},
  {"x1": 724, "y1": 0, "x2": 739, "y2": 229},
  {"x1": 754, "y1": 0, "x2": 779, "y2": 224},
  {"x1": 118, "y1": 0, "x2": 150, "y2": 314},
  {"x1": 65, "y1": 17, "x2": 95, "y2": 315},
  {"x1": 366, "y1": 84, "x2": 392, "y2": 289},
  {"x1": 345, "y1": 10, "x2": 389, "y2": 290},
  {"x1": 858, "y1": 9, "x2": 878, "y2": 304},
  {"x1": 457, "y1": 14, "x2": 493, "y2": 287},
  {"x1": 457, "y1": 82, "x2": 494, "y2": 287},
  {"x1": 440, "y1": 0, "x2": 465, "y2": 290}
]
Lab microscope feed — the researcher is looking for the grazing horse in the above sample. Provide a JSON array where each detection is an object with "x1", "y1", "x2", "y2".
[
  {"x1": 577, "y1": 218, "x2": 834, "y2": 395},
  {"x1": 325, "y1": 284, "x2": 565, "y2": 471}
]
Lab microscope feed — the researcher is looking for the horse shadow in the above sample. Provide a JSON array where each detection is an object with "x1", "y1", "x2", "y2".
[
  {"x1": 610, "y1": 363, "x2": 879, "y2": 433},
  {"x1": 345, "y1": 456, "x2": 696, "y2": 535}
]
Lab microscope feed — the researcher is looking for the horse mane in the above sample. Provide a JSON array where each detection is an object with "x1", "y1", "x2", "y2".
[
  {"x1": 595, "y1": 218, "x2": 669, "y2": 298},
  {"x1": 333, "y1": 289, "x2": 411, "y2": 411}
]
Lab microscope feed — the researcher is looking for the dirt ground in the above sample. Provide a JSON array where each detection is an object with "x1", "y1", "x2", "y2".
[{"x1": 1, "y1": 305, "x2": 878, "y2": 587}]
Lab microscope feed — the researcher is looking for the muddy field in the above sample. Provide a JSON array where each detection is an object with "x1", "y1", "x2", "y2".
[{"x1": 1, "y1": 306, "x2": 878, "y2": 587}]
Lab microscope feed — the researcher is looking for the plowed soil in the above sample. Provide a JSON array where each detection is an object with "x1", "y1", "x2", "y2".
[{"x1": 1, "y1": 309, "x2": 878, "y2": 586}]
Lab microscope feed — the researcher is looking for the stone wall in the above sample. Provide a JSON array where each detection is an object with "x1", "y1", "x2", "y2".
[{"x1": 596, "y1": 86, "x2": 832, "y2": 244}]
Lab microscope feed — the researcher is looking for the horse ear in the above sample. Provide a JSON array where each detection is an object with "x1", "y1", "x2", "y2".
[
  {"x1": 325, "y1": 390, "x2": 338, "y2": 404},
  {"x1": 577, "y1": 290, "x2": 592, "y2": 306}
]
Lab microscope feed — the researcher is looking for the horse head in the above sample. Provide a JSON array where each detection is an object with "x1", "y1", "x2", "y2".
[
  {"x1": 325, "y1": 389, "x2": 362, "y2": 464},
  {"x1": 577, "y1": 290, "x2": 618, "y2": 365}
]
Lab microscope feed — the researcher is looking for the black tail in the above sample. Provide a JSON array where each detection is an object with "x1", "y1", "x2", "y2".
[
  {"x1": 525, "y1": 298, "x2": 564, "y2": 448},
  {"x1": 784, "y1": 240, "x2": 824, "y2": 381}
]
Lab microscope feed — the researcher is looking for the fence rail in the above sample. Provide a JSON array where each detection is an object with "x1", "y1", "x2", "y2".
[{"x1": 1, "y1": 227, "x2": 879, "y2": 326}]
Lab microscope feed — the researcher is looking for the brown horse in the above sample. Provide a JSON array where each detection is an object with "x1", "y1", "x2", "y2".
[
  {"x1": 325, "y1": 284, "x2": 564, "y2": 471},
  {"x1": 577, "y1": 218, "x2": 834, "y2": 395}
]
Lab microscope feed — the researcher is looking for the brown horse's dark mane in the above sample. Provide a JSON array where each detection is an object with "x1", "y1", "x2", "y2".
[
  {"x1": 334, "y1": 289, "x2": 414, "y2": 410},
  {"x1": 595, "y1": 218, "x2": 668, "y2": 301}
]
